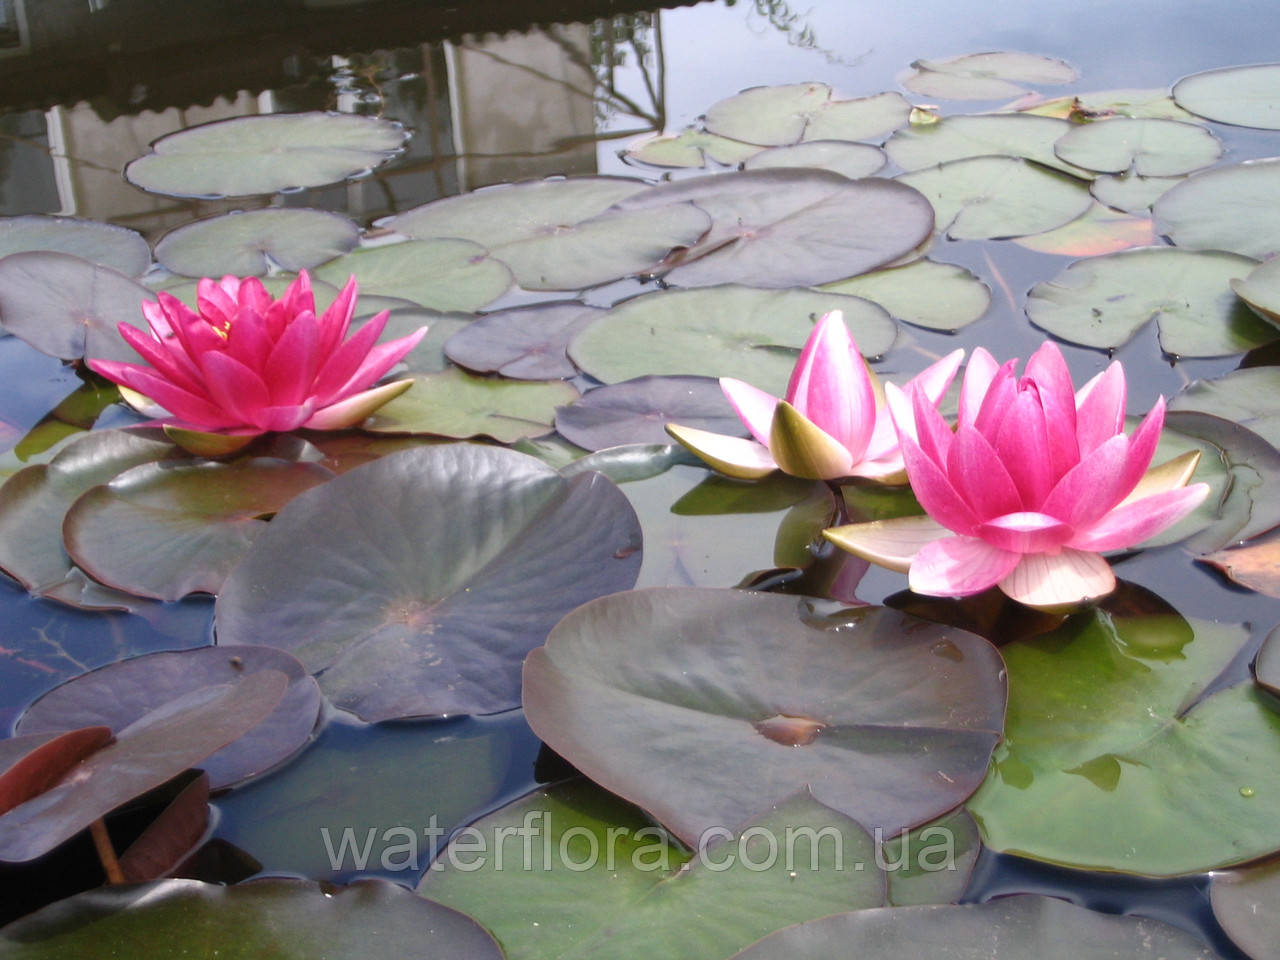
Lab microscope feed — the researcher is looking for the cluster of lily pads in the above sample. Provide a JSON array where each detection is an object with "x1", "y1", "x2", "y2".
[{"x1": 1, "y1": 48, "x2": 1280, "y2": 959}]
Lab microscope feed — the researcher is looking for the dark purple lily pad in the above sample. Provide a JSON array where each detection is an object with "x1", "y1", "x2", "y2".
[
  {"x1": 63, "y1": 458, "x2": 335, "y2": 601},
  {"x1": 555, "y1": 375, "x2": 743, "y2": 451},
  {"x1": 1257, "y1": 623, "x2": 1280, "y2": 697},
  {"x1": 0, "y1": 252, "x2": 154, "y2": 363},
  {"x1": 1210, "y1": 858, "x2": 1280, "y2": 958},
  {"x1": 0, "y1": 877, "x2": 502, "y2": 959},
  {"x1": 0, "y1": 728, "x2": 114, "y2": 815},
  {"x1": 215, "y1": 445, "x2": 642, "y2": 721},
  {"x1": 117, "y1": 771, "x2": 210, "y2": 883},
  {"x1": 443, "y1": 301, "x2": 603, "y2": 380},
  {"x1": 16, "y1": 646, "x2": 322, "y2": 790},
  {"x1": 523, "y1": 589, "x2": 1006, "y2": 847},
  {"x1": 0, "y1": 217, "x2": 150, "y2": 278},
  {"x1": 0, "y1": 670, "x2": 287, "y2": 862}
]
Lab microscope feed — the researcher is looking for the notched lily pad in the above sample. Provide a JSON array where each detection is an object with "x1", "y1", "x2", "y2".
[
  {"x1": 1053, "y1": 117, "x2": 1222, "y2": 177},
  {"x1": 884, "y1": 113, "x2": 1092, "y2": 178},
  {"x1": 1155, "y1": 158, "x2": 1280, "y2": 260},
  {"x1": 1011, "y1": 202, "x2": 1157, "y2": 257},
  {"x1": 16, "y1": 646, "x2": 322, "y2": 791},
  {"x1": 555, "y1": 376, "x2": 741, "y2": 451},
  {"x1": 0, "y1": 217, "x2": 149, "y2": 278},
  {"x1": 443, "y1": 301, "x2": 603, "y2": 380},
  {"x1": 312, "y1": 239, "x2": 513, "y2": 313},
  {"x1": 1090, "y1": 173, "x2": 1184, "y2": 214},
  {"x1": 623, "y1": 127, "x2": 763, "y2": 168},
  {"x1": 1174, "y1": 63, "x2": 1280, "y2": 130},
  {"x1": 1230, "y1": 255, "x2": 1280, "y2": 329},
  {"x1": 742, "y1": 141, "x2": 886, "y2": 179},
  {"x1": 902, "y1": 52, "x2": 1078, "y2": 101},
  {"x1": 523, "y1": 589, "x2": 1006, "y2": 847},
  {"x1": 1025, "y1": 246, "x2": 1274, "y2": 356},
  {"x1": 1018, "y1": 88, "x2": 1197, "y2": 122},
  {"x1": 703, "y1": 83, "x2": 911, "y2": 146},
  {"x1": 154, "y1": 208, "x2": 361, "y2": 278},
  {"x1": 822, "y1": 259, "x2": 990, "y2": 331},
  {"x1": 124, "y1": 112, "x2": 407, "y2": 198},
  {"x1": 215, "y1": 445, "x2": 642, "y2": 721}
]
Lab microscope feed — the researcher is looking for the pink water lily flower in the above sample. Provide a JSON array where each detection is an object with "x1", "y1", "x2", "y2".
[
  {"x1": 825, "y1": 341, "x2": 1210, "y2": 610},
  {"x1": 667, "y1": 310, "x2": 963, "y2": 482},
  {"x1": 88, "y1": 271, "x2": 426, "y2": 453}
]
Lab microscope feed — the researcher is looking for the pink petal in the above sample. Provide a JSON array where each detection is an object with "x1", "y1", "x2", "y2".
[
  {"x1": 846, "y1": 453, "x2": 907, "y2": 482},
  {"x1": 116, "y1": 322, "x2": 207, "y2": 397},
  {"x1": 319, "y1": 323, "x2": 428, "y2": 403},
  {"x1": 1067, "y1": 483, "x2": 1211, "y2": 552},
  {"x1": 263, "y1": 310, "x2": 321, "y2": 407},
  {"x1": 282, "y1": 270, "x2": 317, "y2": 320},
  {"x1": 859, "y1": 403, "x2": 902, "y2": 462},
  {"x1": 199, "y1": 352, "x2": 272, "y2": 429},
  {"x1": 958, "y1": 347, "x2": 1000, "y2": 427},
  {"x1": 900, "y1": 434, "x2": 980, "y2": 535},
  {"x1": 993, "y1": 387, "x2": 1054, "y2": 507},
  {"x1": 975, "y1": 512, "x2": 1074, "y2": 554},
  {"x1": 912, "y1": 382, "x2": 955, "y2": 470},
  {"x1": 883, "y1": 380, "x2": 916, "y2": 447},
  {"x1": 721, "y1": 377, "x2": 780, "y2": 447},
  {"x1": 103, "y1": 365, "x2": 236, "y2": 428},
  {"x1": 824, "y1": 515, "x2": 950, "y2": 573},
  {"x1": 666, "y1": 423, "x2": 777, "y2": 479},
  {"x1": 225, "y1": 303, "x2": 274, "y2": 372},
  {"x1": 317, "y1": 276, "x2": 359, "y2": 358},
  {"x1": 909, "y1": 536, "x2": 1022, "y2": 597},
  {"x1": 947, "y1": 424, "x2": 1023, "y2": 522},
  {"x1": 140, "y1": 299, "x2": 174, "y2": 337},
  {"x1": 972, "y1": 361, "x2": 1018, "y2": 438},
  {"x1": 784, "y1": 311, "x2": 876, "y2": 461},
  {"x1": 907, "y1": 348, "x2": 965, "y2": 406},
  {"x1": 309, "y1": 311, "x2": 391, "y2": 405},
  {"x1": 156, "y1": 292, "x2": 220, "y2": 361},
  {"x1": 253, "y1": 403, "x2": 316, "y2": 434},
  {"x1": 1074, "y1": 361, "x2": 1127, "y2": 456},
  {"x1": 1024, "y1": 341, "x2": 1079, "y2": 477},
  {"x1": 1041, "y1": 433, "x2": 1132, "y2": 528},
  {"x1": 1116, "y1": 397, "x2": 1165, "y2": 498},
  {"x1": 237, "y1": 277, "x2": 273, "y2": 315},
  {"x1": 998, "y1": 548, "x2": 1116, "y2": 610},
  {"x1": 196, "y1": 277, "x2": 237, "y2": 330}
]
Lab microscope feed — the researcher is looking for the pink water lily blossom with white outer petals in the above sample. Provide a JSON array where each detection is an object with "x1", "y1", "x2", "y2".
[
  {"x1": 824, "y1": 341, "x2": 1210, "y2": 610},
  {"x1": 666, "y1": 310, "x2": 963, "y2": 482}
]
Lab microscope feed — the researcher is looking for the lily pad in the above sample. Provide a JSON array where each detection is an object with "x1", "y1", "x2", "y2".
[
  {"x1": 1169, "y1": 366, "x2": 1280, "y2": 450},
  {"x1": 364, "y1": 368, "x2": 577, "y2": 442},
  {"x1": 388, "y1": 177, "x2": 711, "y2": 291},
  {"x1": 623, "y1": 128, "x2": 763, "y2": 168},
  {"x1": 1090, "y1": 173, "x2": 1184, "y2": 214},
  {"x1": 732, "y1": 895, "x2": 1219, "y2": 959},
  {"x1": 611, "y1": 169, "x2": 935, "y2": 288},
  {"x1": 215, "y1": 445, "x2": 642, "y2": 721},
  {"x1": 703, "y1": 84, "x2": 911, "y2": 146},
  {"x1": 884, "y1": 114, "x2": 1093, "y2": 178},
  {"x1": 0, "y1": 728, "x2": 114, "y2": 814},
  {"x1": 967, "y1": 606, "x2": 1280, "y2": 875},
  {"x1": 0, "y1": 217, "x2": 149, "y2": 278},
  {"x1": 1011, "y1": 202, "x2": 1157, "y2": 256},
  {"x1": 1173, "y1": 63, "x2": 1280, "y2": 129},
  {"x1": 0, "y1": 252, "x2": 155, "y2": 363},
  {"x1": 897, "y1": 156, "x2": 1092, "y2": 240},
  {"x1": 822, "y1": 259, "x2": 990, "y2": 331},
  {"x1": 1155, "y1": 158, "x2": 1280, "y2": 260},
  {"x1": 1025, "y1": 246, "x2": 1274, "y2": 356},
  {"x1": 15, "y1": 646, "x2": 321, "y2": 791},
  {"x1": 154, "y1": 209, "x2": 361, "y2": 278},
  {"x1": 881, "y1": 807, "x2": 981, "y2": 907},
  {"x1": 555, "y1": 376, "x2": 741, "y2": 451},
  {"x1": 63, "y1": 458, "x2": 334, "y2": 601},
  {"x1": 444, "y1": 302, "x2": 603, "y2": 379},
  {"x1": 1211, "y1": 858, "x2": 1280, "y2": 959},
  {"x1": 0, "y1": 878, "x2": 502, "y2": 959},
  {"x1": 1199, "y1": 534, "x2": 1280, "y2": 600},
  {"x1": 0, "y1": 670, "x2": 286, "y2": 862},
  {"x1": 1019, "y1": 88, "x2": 1198, "y2": 122},
  {"x1": 568, "y1": 286, "x2": 895, "y2": 395},
  {"x1": 312, "y1": 239, "x2": 513, "y2": 312},
  {"x1": 1053, "y1": 118, "x2": 1222, "y2": 176},
  {"x1": 1258, "y1": 624, "x2": 1280, "y2": 698},
  {"x1": 419, "y1": 781, "x2": 886, "y2": 960},
  {"x1": 1230, "y1": 254, "x2": 1280, "y2": 328},
  {"x1": 523, "y1": 589, "x2": 1006, "y2": 846},
  {"x1": 361, "y1": 307, "x2": 472, "y2": 374},
  {"x1": 117, "y1": 770, "x2": 210, "y2": 883},
  {"x1": 124, "y1": 112, "x2": 407, "y2": 198},
  {"x1": 742, "y1": 141, "x2": 886, "y2": 179},
  {"x1": 0, "y1": 428, "x2": 180, "y2": 602},
  {"x1": 902, "y1": 52, "x2": 1078, "y2": 101}
]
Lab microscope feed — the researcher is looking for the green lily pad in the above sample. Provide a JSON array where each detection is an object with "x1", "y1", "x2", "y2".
[
  {"x1": 1230, "y1": 254, "x2": 1280, "y2": 328},
  {"x1": 312, "y1": 239, "x2": 513, "y2": 312},
  {"x1": 703, "y1": 83, "x2": 911, "y2": 146},
  {"x1": 568, "y1": 285, "x2": 895, "y2": 395},
  {"x1": 612, "y1": 169, "x2": 935, "y2": 288},
  {"x1": 559, "y1": 443, "x2": 696, "y2": 483},
  {"x1": 215, "y1": 445, "x2": 642, "y2": 721},
  {"x1": 388, "y1": 177, "x2": 711, "y2": 291},
  {"x1": 15, "y1": 645, "x2": 321, "y2": 791},
  {"x1": 1011, "y1": 202, "x2": 1157, "y2": 256},
  {"x1": 419, "y1": 781, "x2": 886, "y2": 960},
  {"x1": 623, "y1": 128, "x2": 763, "y2": 168},
  {"x1": 0, "y1": 670, "x2": 286, "y2": 862},
  {"x1": 884, "y1": 114, "x2": 1093, "y2": 178},
  {"x1": 364, "y1": 368, "x2": 577, "y2": 442},
  {"x1": 1025, "y1": 246, "x2": 1274, "y2": 356},
  {"x1": 154, "y1": 208, "x2": 360, "y2": 277},
  {"x1": 1018, "y1": 88, "x2": 1198, "y2": 122},
  {"x1": 897, "y1": 156, "x2": 1092, "y2": 240},
  {"x1": 1053, "y1": 117, "x2": 1222, "y2": 176},
  {"x1": 0, "y1": 428, "x2": 181, "y2": 604},
  {"x1": 967, "y1": 605, "x2": 1280, "y2": 875},
  {"x1": 523, "y1": 589, "x2": 1006, "y2": 846},
  {"x1": 732, "y1": 895, "x2": 1220, "y2": 959},
  {"x1": 1090, "y1": 173, "x2": 1184, "y2": 214},
  {"x1": 0, "y1": 252, "x2": 155, "y2": 363},
  {"x1": 0, "y1": 878, "x2": 501, "y2": 959},
  {"x1": 742, "y1": 141, "x2": 886, "y2": 179},
  {"x1": 444, "y1": 302, "x2": 603, "y2": 380},
  {"x1": 822, "y1": 259, "x2": 990, "y2": 331},
  {"x1": 0, "y1": 217, "x2": 149, "y2": 278},
  {"x1": 881, "y1": 807, "x2": 981, "y2": 907},
  {"x1": 1155, "y1": 158, "x2": 1280, "y2": 260},
  {"x1": 124, "y1": 112, "x2": 407, "y2": 198},
  {"x1": 1170, "y1": 367, "x2": 1280, "y2": 451},
  {"x1": 369, "y1": 307, "x2": 472, "y2": 374},
  {"x1": 555, "y1": 376, "x2": 740, "y2": 451},
  {"x1": 902, "y1": 52, "x2": 1078, "y2": 101},
  {"x1": 1173, "y1": 63, "x2": 1280, "y2": 129},
  {"x1": 63, "y1": 458, "x2": 334, "y2": 601},
  {"x1": 1211, "y1": 858, "x2": 1280, "y2": 958}
]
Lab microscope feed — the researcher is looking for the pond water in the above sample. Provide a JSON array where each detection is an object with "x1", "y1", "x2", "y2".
[{"x1": 1, "y1": 0, "x2": 1279, "y2": 956}]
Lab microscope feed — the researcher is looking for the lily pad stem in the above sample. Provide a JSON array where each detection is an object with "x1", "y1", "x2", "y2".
[{"x1": 90, "y1": 817, "x2": 125, "y2": 885}]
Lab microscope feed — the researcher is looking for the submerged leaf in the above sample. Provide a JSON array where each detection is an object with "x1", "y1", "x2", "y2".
[{"x1": 903, "y1": 52, "x2": 1078, "y2": 100}]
